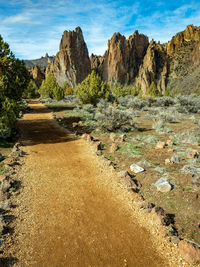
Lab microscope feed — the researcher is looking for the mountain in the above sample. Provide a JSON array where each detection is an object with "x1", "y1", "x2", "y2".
[{"x1": 24, "y1": 53, "x2": 54, "y2": 70}]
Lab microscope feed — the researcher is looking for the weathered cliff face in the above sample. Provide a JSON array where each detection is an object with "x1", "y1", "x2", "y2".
[
  {"x1": 30, "y1": 65, "x2": 44, "y2": 87},
  {"x1": 91, "y1": 31, "x2": 149, "y2": 84},
  {"x1": 136, "y1": 41, "x2": 167, "y2": 93},
  {"x1": 46, "y1": 27, "x2": 91, "y2": 87},
  {"x1": 135, "y1": 24, "x2": 200, "y2": 94}
]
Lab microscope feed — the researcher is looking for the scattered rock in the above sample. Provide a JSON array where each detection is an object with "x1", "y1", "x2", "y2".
[
  {"x1": 1, "y1": 177, "x2": 12, "y2": 194},
  {"x1": 120, "y1": 171, "x2": 138, "y2": 191},
  {"x1": 81, "y1": 133, "x2": 87, "y2": 140},
  {"x1": 166, "y1": 139, "x2": 173, "y2": 146},
  {"x1": 154, "y1": 178, "x2": 172, "y2": 192},
  {"x1": 109, "y1": 143, "x2": 118, "y2": 153},
  {"x1": 130, "y1": 164, "x2": 144, "y2": 173},
  {"x1": 93, "y1": 141, "x2": 103, "y2": 152},
  {"x1": 187, "y1": 150, "x2": 199, "y2": 159},
  {"x1": 3, "y1": 158, "x2": 18, "y2": 167},
  {"x1": 165, "y1": 158, "x2": 171, "y2": 165},
  {"x1": 118, "y1": 134, "x2": 126, "y2": 142},
  {"x1": 86, "y1": 134, "x2": 94, "y2": 142},
  {"x1": 0, "y1": 201, "x2": 10, "y2": 210},
  {"x1": 156, "y1": 141, "x2": 166, "y2": 149},
  {"x1": 139, "y1": 201, "x2": 154, "y2": 213},
  {"x1": 151, "y1": 207, "x2": 169, "y2": 226},
  {"x1": 72, "y1": 122, "x2": 78, "y2": 128},
  {"x1": 178, "y1": 240, "x2": 200, "y2": 264}
]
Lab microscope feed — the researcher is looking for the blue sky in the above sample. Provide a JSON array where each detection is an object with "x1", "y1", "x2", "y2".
[{"x1": 0, "y1": 0, "x2": 200, "y2": 59}]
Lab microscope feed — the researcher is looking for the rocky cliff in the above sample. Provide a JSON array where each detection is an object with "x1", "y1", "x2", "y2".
[
  {"x1": 29, "y1": 65, "x2": 44, "y2": 87},
  {"x1": 46, "y1": 27, "x2": 91, "y2": 87},
  {"x1": 90, "y1": 31, "x2": 149, "y2": 84},
  {"x1": 91, "y1": 24, "x2": 200, "y2": 94},
  {"x1": 44, "y1": 24, "x2": 200, "y2": 94}
]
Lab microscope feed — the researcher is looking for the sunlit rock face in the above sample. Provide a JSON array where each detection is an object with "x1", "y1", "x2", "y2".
[{"x1": 46, "y1": 27, "x2": 91, "y2": 87}]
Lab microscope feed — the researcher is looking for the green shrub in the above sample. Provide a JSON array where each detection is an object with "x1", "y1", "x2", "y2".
[
  {"x1": 39, "y1": 74, "x2": 64, "y2": 100},
  {"x1": 0, "y1": 35, "x2": 29, "y2": 138},
  {"x1": 53, "y1": 84, "x2": 65, "y2": 100},
  {"x1": 23, "y1": 80, "x2": 39, "y2": 98},
  {"x1": 74, "y1": 71, "x2": 109, "y2": 105},
  {"x1": 146, "y1": 82, "x2": 161, "y2": 97}
]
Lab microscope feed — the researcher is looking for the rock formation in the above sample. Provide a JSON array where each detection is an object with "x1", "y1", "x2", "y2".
[
  {"x1": 46, "y1": 27, "x2": 91, "y2": 87},
  {"x1": 29, "y1": 65, "x2": 44, "y2": 87},
  {"x1": 91, "y1": 30, "x2": 149, "y2": 84}
]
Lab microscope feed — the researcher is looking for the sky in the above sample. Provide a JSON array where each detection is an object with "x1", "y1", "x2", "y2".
[{"x1": 0, "y1": 0, "x2": 200, "y2": 59}]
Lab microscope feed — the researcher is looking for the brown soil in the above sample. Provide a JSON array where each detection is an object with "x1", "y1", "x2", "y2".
[
  {"x1": 50, "y1": 102, "x2": 200, "y2": 246},
  {"x1": 2, "y1": 100, "x2": 175, "y2": 266}
]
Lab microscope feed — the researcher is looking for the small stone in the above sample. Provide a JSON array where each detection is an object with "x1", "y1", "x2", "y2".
[
  {"x1": 93, "y1": 141, "x2": 103, "y2": 152},
  {"x1": 166, "y1": 140, "x2": 173, "y2": 146},
  {"x1": 81, "y1": 133, "x2": 87, "y2": 140},
  {"x1": 120, "y1": 171, "x2": 137, "y2": 191},
  {"x1": 151, "y1": 207, "x2": 169, "y2": 226},
  {"x1": 110, "y1": 133, "x2": 117, "y2": 142},
  {"x1": 165, "y1": 158, "x2": 171, "y2": 165},
  {"x1": 187, "y1": 150, "x2": 199, "y2": 159},
  {"x1": 139, "y1": 201, "x2": 154, "y2": 213},
  {"x1": 3, "y1": 158, "x2": 17, "y2": 167},
  {"x1": 118, "y1": 134, "x2": 126, "y2": 142},
  {"x1": 86, "y1": 134, "x2": 94, "y2": 142},
  {"x1": 130, "y1": 164, "x2": 144, "y2": 173},
  {"x1": 72, "y1": 122, "x2": 78, "y2": 128},
  {"x1": 0, "y1": 201, "x2": 10, "y2": 210},
  {"x1": 156, "y1": 141, "x2": 166, "y2": 149},
  {"x1": 78, "y1": 121, "x2": 83, "y2": 126},
  {"x1": 154, "y1": 178, "x2": 172, "y2": 192},
  {"x1": 109, "y1": 143, "x2": 118, "y2": 153},
  {"x1": 178, "y1": 240, "x2": 200, "y2": 264}
]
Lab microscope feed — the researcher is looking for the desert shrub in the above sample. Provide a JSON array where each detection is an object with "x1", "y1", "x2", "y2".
[
  {"x1": 158, "y1": 109, "x2": 181, "y2": 123},
  {"x1": 118, "y1": 96, "x2": 148, "y2": 110},
  {"x1": 170, "y1": 155, "x2": 182, "y2": 163},
  {"x1": 95, "y1": 99, "x2": 136, "y2": 132},
  {"x1": 153, "y1": 96, "x2": 175, "y2": 107},
  {"x1": 23, "y1": 80, "x2": 39, "y2": 98},
  {"x1": 181, "y1": 165, "x2": 200, "y2": 175},
  {"x1": 144, "y1": 135, "x2": 158, "y2": 144},
  {"x1": 75, "y1": 71, "x2": 109, "y2": 105},
  {"x1": 146, "y1": 82, "x2": 161, "y2": 97},
  {"x1": 175, "y1": 94, "x2": 200, "y2": 113}
]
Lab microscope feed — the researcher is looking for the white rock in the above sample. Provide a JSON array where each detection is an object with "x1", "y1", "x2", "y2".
[
  {"x1": 154, "y1": 178, "x2": 172, "y2": 192},
  {"x1": 130, "y1": 164, "x2": 144, "y2": 173}
]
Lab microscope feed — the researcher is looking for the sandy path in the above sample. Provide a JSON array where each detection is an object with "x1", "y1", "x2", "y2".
[{"x1": 6, "y1": 100, "x2": 168, "y2": 266}]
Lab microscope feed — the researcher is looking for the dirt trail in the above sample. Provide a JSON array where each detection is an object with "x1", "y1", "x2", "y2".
[{"x1": 6, "y1": 100, "x2": 169, "y2": 266}]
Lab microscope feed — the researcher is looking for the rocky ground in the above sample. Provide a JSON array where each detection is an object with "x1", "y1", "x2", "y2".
[
  {"x1": 44, "y1": 97, "x2": 200, "y2": 266},
  {"x1": 0, "y1": 100, "x2": 195, "y2": 266}
]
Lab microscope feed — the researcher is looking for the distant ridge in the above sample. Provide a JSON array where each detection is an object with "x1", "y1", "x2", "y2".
[{"x1": 24, "y1": 53, "x2": 54, "y2": 70}]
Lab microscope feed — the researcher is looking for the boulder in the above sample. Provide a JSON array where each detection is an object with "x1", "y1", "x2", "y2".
[
  {"x1": 151, "y1": 207, "x2": 170, "y2": 226},
  {"x1": 154, "y1": 178, "x2": 172, "y2": 192},
  {"x1": 178, "y1": 240, "x2": 200, "y2": 264}
]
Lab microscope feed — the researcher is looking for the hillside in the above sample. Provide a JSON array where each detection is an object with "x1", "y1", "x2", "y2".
[{"x1": 24, "y1": 53, "x2": 54, "y2": 70}]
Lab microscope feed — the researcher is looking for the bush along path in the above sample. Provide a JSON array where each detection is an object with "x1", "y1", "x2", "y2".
[{"x1": 0, "y1": 100, "x2": 195, "y2": 266}]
